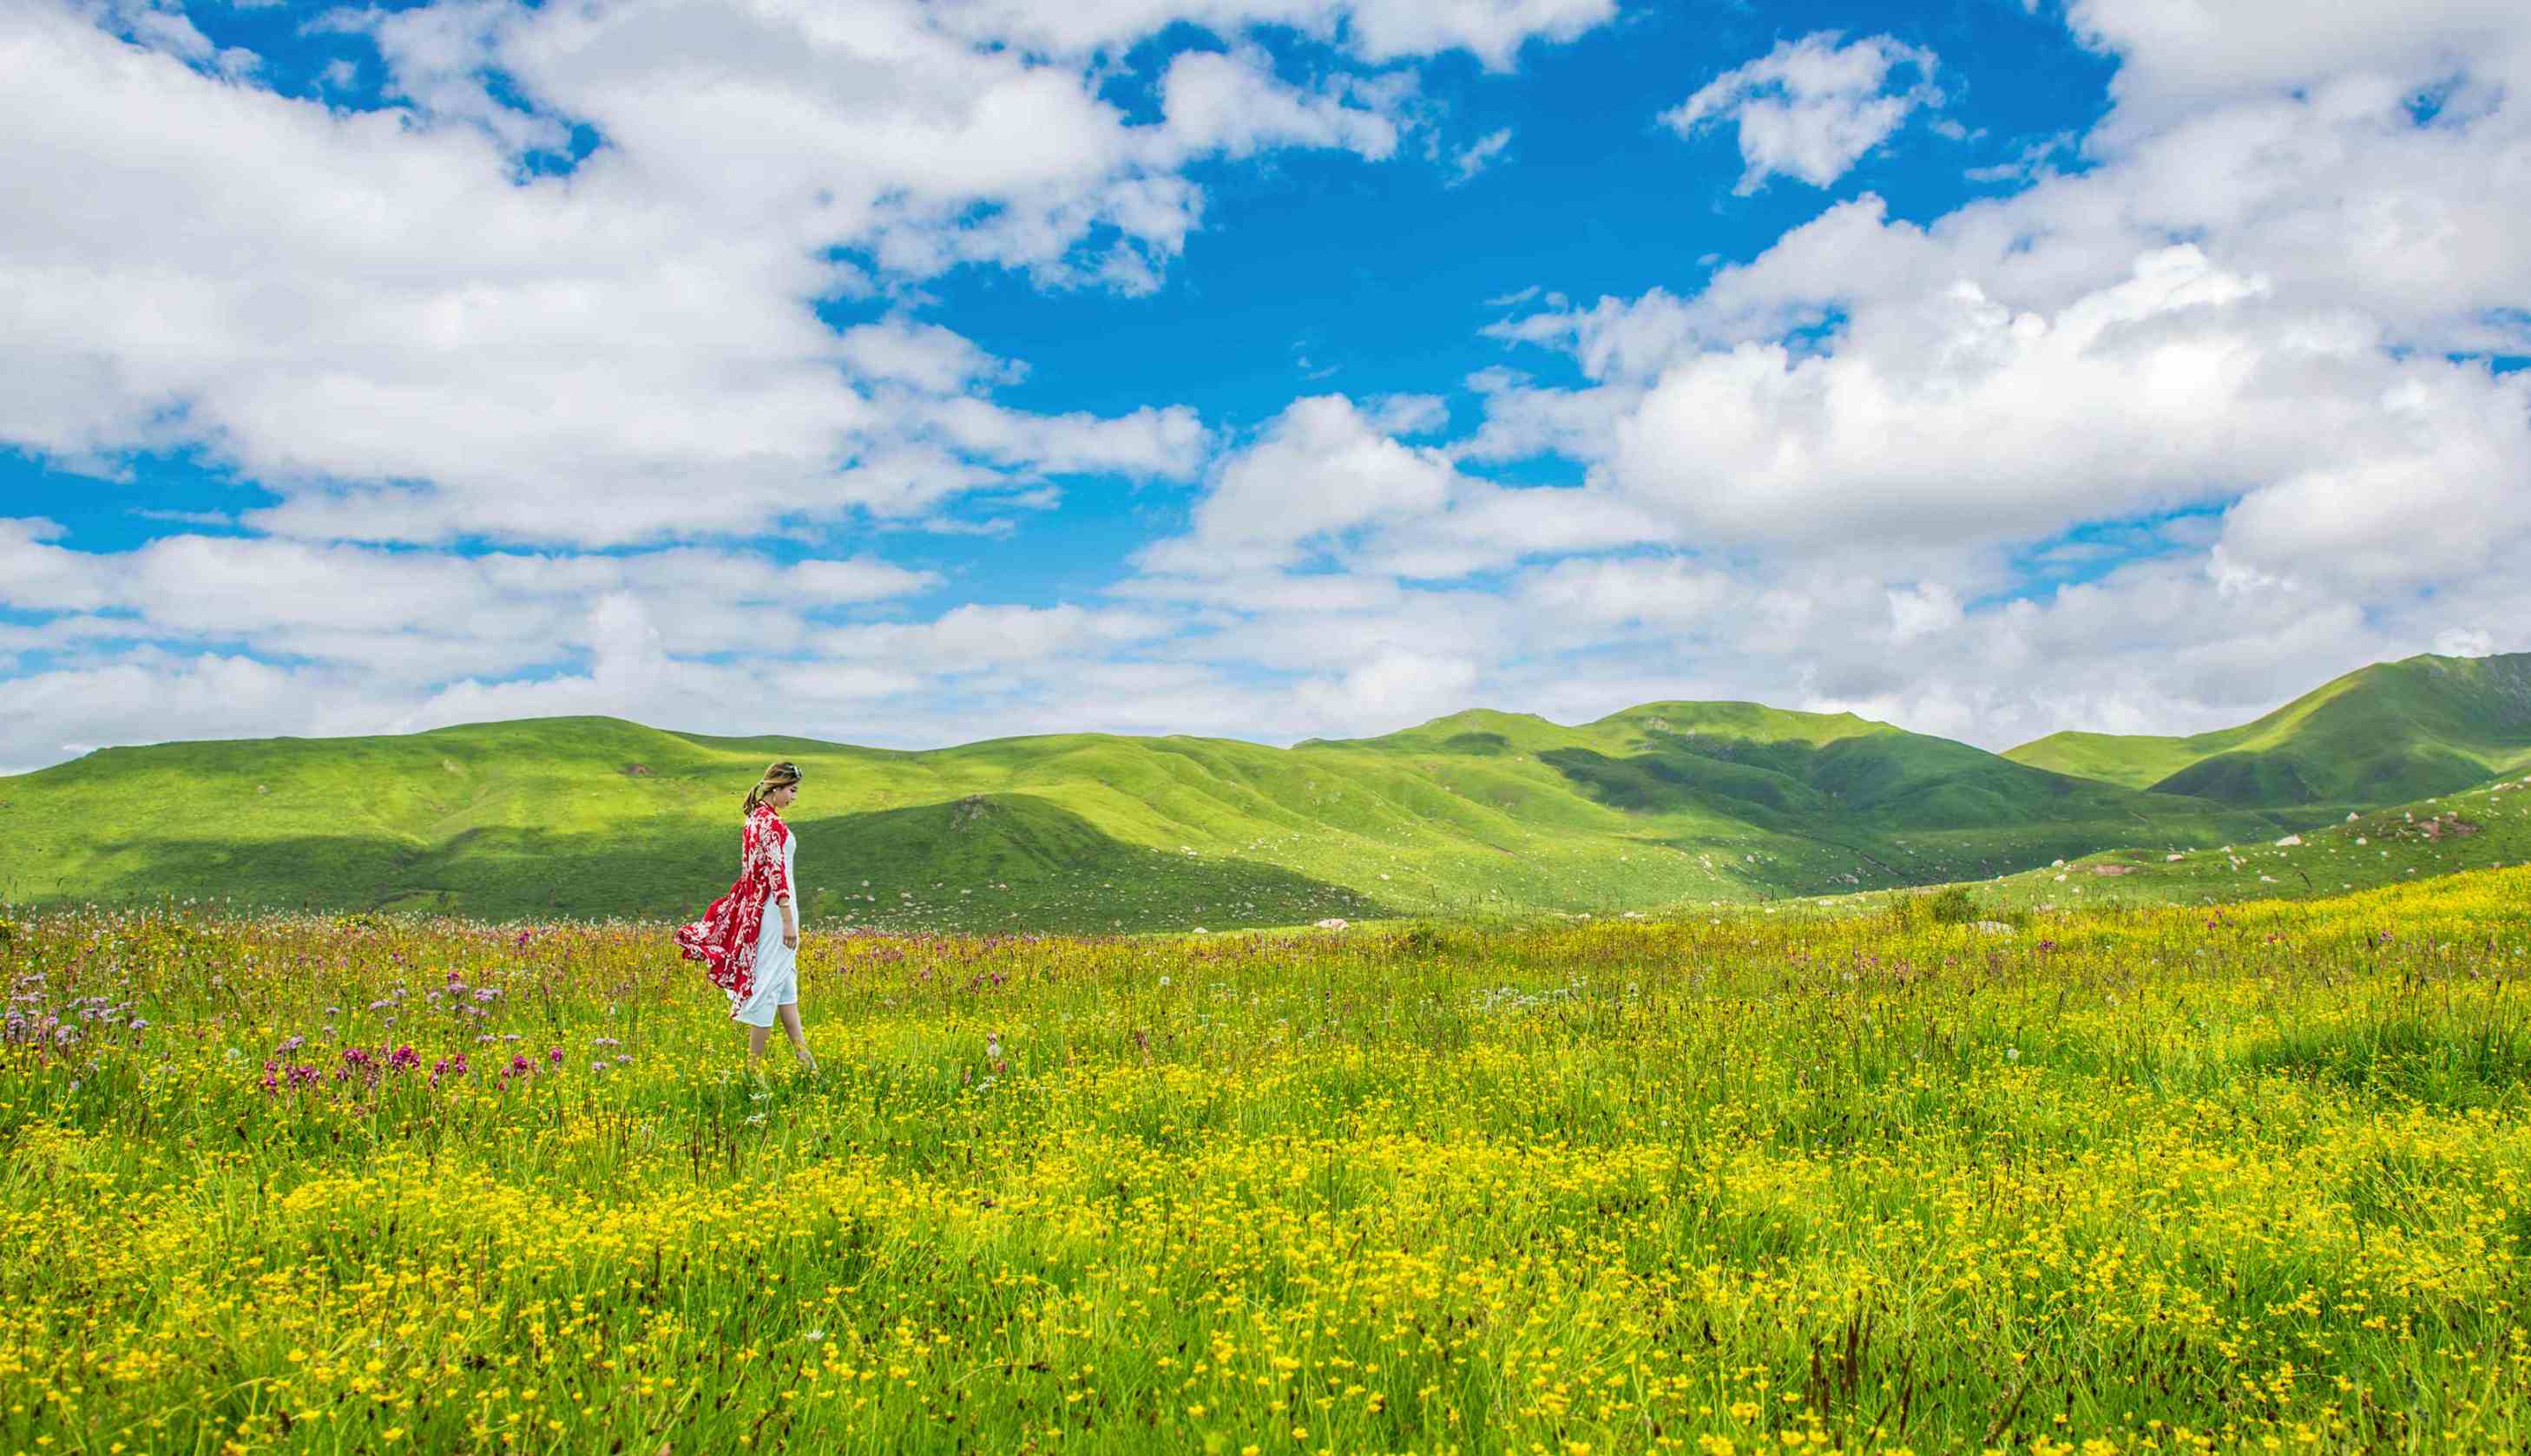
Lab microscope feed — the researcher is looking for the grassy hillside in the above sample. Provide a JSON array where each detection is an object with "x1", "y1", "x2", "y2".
[
  {"x1": 2005, "y1": 651, "x2": 2531, "y2": 808},
  {"x1": 0, "y1": 703, "x2": 2293, "y2": 930},
  {"x1": 1865, "y1": 768, "x2": 2531, "y2": 919}
]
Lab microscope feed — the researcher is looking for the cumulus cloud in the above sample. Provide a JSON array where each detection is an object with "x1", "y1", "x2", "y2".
[
  {"x1": 1660, "y1": 32, "x2": 1943, "y2": 193},
  {"x1": 1137, "y1": 394, "x2": 1669, "y2": 580},
  {"x1": 1154, "y1": 47, "x2": 1402, "y2": 162},
  {"x1": 1294, "y1": 648, "x2": 1480, "y2": 724},
  {"x1": 835, "y1": 319, "x2": 1027, "y2": 394},
  {"x1": 2064, "y1": 0, "x2": 2531, "y2": 141},
  {"x1": 1885, "y1": 582, "x2": 1963, "y2": 646},
  {"x1": 0, "y1": 527, "x2": 946, "y2": 679},
  {"x1": 1140, "y1": 396, "x2": 1457, "y2": 574},
  {"x1": 0, "y1": 0, "x2": 1596, "y2": 558},
  {"x1": 1579, "y1": 246, "x2": 2485, "y2": 554},
  {"x1": 1512, "y1": 555, "x2": 1736, "y2": 633}
]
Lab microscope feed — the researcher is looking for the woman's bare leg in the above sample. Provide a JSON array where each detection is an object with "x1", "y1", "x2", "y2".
[
  {"x1": 747, "y1": 1022, "x2": 772, "y2": 1067},
  {"x1": 777, "y1": 1003, "x2": 815, "y2": 1069}
]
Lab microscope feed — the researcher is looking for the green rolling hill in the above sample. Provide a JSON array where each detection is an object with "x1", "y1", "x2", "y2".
[
  {"x1": 0, "y1": 701, "x2": 2295, "y2": 931},
  {"x1": 1952, "y1": 766, "x2": 2531, "y2": 915},
  {"x1": 2005, "y1": 652, "x2": 2531, "y2": 809}
]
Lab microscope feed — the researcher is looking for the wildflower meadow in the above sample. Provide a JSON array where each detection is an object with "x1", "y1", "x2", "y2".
[{"x1": 6, "y1": 870, "x2": 2531, "y2": 1455}]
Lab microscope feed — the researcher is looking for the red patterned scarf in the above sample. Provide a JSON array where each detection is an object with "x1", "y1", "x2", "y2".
[{"x1": 674, "y1": 804, "x2": 792, "y2": 1004}]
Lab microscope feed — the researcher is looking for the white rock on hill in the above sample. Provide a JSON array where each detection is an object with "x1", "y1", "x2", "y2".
[{"x1": 2276, "y1": 834, "x2": 2303, "y2": 847}]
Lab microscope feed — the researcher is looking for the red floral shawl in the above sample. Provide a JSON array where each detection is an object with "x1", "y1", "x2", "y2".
[{"x1": 674, "y1": 804, "x2": 792, "y2": 1002}]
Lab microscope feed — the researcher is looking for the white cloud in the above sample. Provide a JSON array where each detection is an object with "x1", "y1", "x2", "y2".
[
  {"x1": 825, "y1": 604, "x2": 1173, "y2": 667},
  {"x1": 835, "y1": 319, "x2": 1026, "y2": 393},
  {"x1": 783, "y1": 556, "x2": 943, "y2": 605},
  {"x1": 932, "y1": 0, "x2": 1614, "y2": 72},
  {"x1": 1512, "y1": 555, "x2": 1734, "y2": 633},
  {"x1": 0, "y1": 526, "x2": 944, "y2": 679},
  {"x1": 2435, "y1": 626, "x2": 2497, "y2": 658},
  {"x1": 1447, "y1": 126, "x2": 1513, "y2": 186},
  {"x1": 325, "y1": 0, "x2": 571, "y2": 155},
  {"x1": 1962, "y1": 130, "x2": 2075, "y2": 184},
  {"x1": 1137, "y1": 393, "x2": 1670, "y2": 581},
  {"x1": 0, "y1": 0, "x2": 1580, "y2": 555},
  {"x1": 1660, "y1": 32, "x2": 1943, "y2": 193},
  {"x1": 1485, "y1": 229, "x2": 2531, "y2": 591},
  {"x1": 1885, "y1": 582, "x2": 1962, "y2": 645},
  {"x1": 1362, "y1": 393, "x2": 1450, "y2": 435},
  {"x1": 2064, "y1": 0, "x2": 2531, "y2": 142},
  {"x1": 1140, "y1": 395, "x2": 1457, "y2": 574},
  {"x1": 1154, "y1": 47, "x2": 1401, "y2": 163},
  {"x1": 1293, "y1": 648, "x2": 1479, "y2": 724}
]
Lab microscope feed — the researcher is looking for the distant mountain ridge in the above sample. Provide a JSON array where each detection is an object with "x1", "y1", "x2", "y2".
[
  {"x1": 0, "y1": 653, "x2": 2516, "y2": 928},
  {"x1": 2004, "y1": 653, "x2": 2531, "y2": 809}
]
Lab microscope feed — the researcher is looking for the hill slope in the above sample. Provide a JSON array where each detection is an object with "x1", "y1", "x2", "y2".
[
  {"x1": 0, "y1": 705, "x2": 2291, "y2": 930},
  {"x1": 2005, "y1": 652, "x2": 2531, "y2": 809},
  {"x1": 1956, "y1": 767, "x2": 2531, "y2": 915}
]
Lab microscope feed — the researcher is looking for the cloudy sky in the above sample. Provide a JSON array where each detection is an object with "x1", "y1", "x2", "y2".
[{"x1": 3, "y1": 0, "x2": 2527, "y2": 771}]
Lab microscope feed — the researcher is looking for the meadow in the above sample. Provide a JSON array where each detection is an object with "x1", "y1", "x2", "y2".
[{"x1": 6, "y1": 869, "x2": 2531, "y2": 1454}]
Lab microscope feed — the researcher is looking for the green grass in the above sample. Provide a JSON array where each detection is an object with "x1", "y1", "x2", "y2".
[
  {"x1": 8, "y1": 871, "x2": 2531, "y2": 1453},
  {"x1": 1852, "y1": 765, "x2": 2531, "y2": 921},
  {"x1": 2005, "y1": 650, "x2": 2531, "y2": 808},
  {"x1": 0, "y1": 699, "x2": 2299, "y2": 929}
]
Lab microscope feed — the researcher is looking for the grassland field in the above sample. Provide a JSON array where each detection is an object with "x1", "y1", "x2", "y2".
[{"x1": 7, "y1": 862, "x2": 2531, "y2": 1455}]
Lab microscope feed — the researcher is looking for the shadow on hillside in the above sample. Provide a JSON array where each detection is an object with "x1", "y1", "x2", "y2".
[
  {"x1": 1539, "y1": 730, "x2": 2303, "y2": 894},
  {"x1": 2149, "y1": 744, "x2": 2499, "y2": 808},
  {"x1": 73, "y1": 792, "x2": 1391, "y2": 932},
  {"x1": 1536, "y1": 727, "x2": 2179, "y2": 830}
]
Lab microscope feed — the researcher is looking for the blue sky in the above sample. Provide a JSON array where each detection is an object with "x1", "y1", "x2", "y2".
[{"x1": 2, "y1": 0, "x2": 2527, "y2": 770}]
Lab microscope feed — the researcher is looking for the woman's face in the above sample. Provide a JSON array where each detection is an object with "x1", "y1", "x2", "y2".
[{"x1": 771, "y1": 783, "x2": 799, "y2": 810}]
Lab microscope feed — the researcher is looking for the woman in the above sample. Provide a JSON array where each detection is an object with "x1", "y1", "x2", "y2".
[{"x1": 674, "y1": 761, "x2": 817, "y2": 1072}]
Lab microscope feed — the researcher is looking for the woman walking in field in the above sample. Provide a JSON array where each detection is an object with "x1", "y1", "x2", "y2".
[{"x1": 675, "y1": 761, "x2": 818, "y2": 1072}]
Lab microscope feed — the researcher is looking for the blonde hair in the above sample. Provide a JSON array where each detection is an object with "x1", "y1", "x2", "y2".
[{"x1": 743, "y1": 760, "x2": 801, "y2": 816}]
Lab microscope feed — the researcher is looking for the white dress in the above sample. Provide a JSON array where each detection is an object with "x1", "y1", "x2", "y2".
[{"x1": 727, "y1": 828, "x2": 799, "y2": 1026}]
